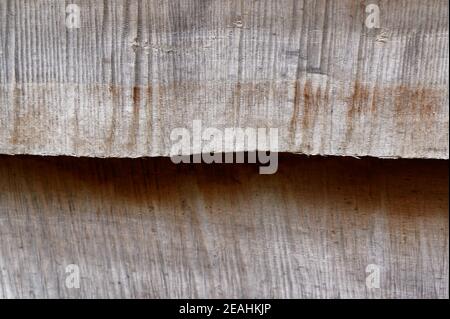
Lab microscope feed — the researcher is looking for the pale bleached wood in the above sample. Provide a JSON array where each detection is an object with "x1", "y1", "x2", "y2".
[
  {"x1": 0, "y1": 0, "x2": 448, "y2": 158},
  {"x1": 0, "y1": 155, "x2": 447, "y2": 298}
]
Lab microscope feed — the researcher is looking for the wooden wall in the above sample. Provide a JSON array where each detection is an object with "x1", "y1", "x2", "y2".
[
  {"x1": 0, "y1": 155, "x2": 447, "y2": 298},
  {"x1": 0, "y1": 0, "x2": 448, "y2": 299},
  {"x1": 0, "y1": 0, "x2": 448, "y2": 158}
]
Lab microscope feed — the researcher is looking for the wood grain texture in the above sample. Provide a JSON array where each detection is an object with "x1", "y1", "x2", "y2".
[
  {"x1": 0, "y1": 155, "x2": 448, "y2": 298},
  {"x1": 0, "y1": 0, "x2": 448, "y2": 158}
]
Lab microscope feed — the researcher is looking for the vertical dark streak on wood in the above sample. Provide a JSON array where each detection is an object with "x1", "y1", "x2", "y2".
[
  {"x1": 145, "y1": 2, "x2": 154, "y2": 153},
  {"x1": 290, "y1": 79, "x2": 300, "y2": 145},
  {"x1": 64, "y1": 0, "x2": 69, "y2": 83},
  {"x1": 107, "y1": 1, "x2": 118, "y2": 153},
  {"x1": 289, "y1": 0, "x2": 306, "y2": 145},
  {"x1": 301, "y1": 80, "x2": 320, "y2": 152},
  {"x1": 130, "y1": 0, "x2": 143, "y2": 151},
  {"x1": 145, "y1": 84, "x2": 153, "y2": 153},
  {"x1": 344, "y1": 1, "x2": 366, "y2": 152},
  {"x1": 320, "y1": 0, "x2": 333, "y2": 154},
  {"x1": 10, "y1": 0, "x2": 20, "y2": 145},
  {"x1": 101, "y1": 0, "x2": 109, "y2": 83},
  {"x1": 345, "y1": 81, "x2": 369, "y2": 149},
  {"x1": 320, "y1": 79, "x2": 331, "y2": 153},
  {"x1": 233, "y1": 0, "x2": 245, "y2": 126},
  {"x1": 121, "y1": 0, "x2": 130, "y2": 84},
  {"x1": 10, "y1": 86, "x2": 20, "y2": 145},
  {"x1": 319, "y1": 0, "x2": 330, "y2": 76}
]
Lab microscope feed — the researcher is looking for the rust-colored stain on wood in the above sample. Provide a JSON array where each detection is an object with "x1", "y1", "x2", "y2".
[{"x1": 0, "y1": 0, "x2": 447, "y2": 158}]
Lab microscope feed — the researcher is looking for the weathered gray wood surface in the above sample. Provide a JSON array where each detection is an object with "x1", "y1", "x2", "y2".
[
  {"x1": 0, "y1": 0, "x2": 448, "y2": 158},
  {"x1": 0, "y1": 155, "x2": 447, "y2": 298}
]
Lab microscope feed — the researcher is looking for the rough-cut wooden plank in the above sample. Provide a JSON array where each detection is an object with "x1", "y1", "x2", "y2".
[
  {"x1": 0, "y1": 0, "x2": 448, "y2": 158},
  {"x1": 0, "y1": 155, "x2": 447, "y2": 298}
]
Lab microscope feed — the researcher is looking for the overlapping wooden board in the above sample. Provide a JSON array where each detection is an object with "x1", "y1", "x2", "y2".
[
  {"x1": 0, "y1": 155, "x2": 447, "y2": 298},
  {"x1": 0, "y1": 0, "x2": 448, "y2": 158}
]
